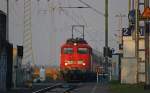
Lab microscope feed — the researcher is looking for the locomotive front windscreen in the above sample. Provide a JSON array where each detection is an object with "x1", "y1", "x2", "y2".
[
  {"x1": 77, "y1": 48, "x2": 89, "y2": 54},
  {"x1": 63, "y1": 48, "x2": 73, "y2": 54}
]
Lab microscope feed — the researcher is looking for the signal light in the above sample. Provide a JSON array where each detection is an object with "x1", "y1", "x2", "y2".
[
  {"x1": 103, "y1": 47, "x2": 112, "y2": 58},
  {"x1": 108, "y1": 48, "x2": 112, "y2": 58},
  {"x1": 17, "y1": 45, "x2": 23, "y2": 57},
  {"x1": 103, "y1": 47, "x2": 108, "y2": 57}
]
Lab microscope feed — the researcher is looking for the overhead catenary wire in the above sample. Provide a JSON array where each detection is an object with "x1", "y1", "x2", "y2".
[
  {"x1": 78, "y1": 0, "x2": 105, "y2": 16},
  {"x1": 50, "y1": 0, "x2": 102, "y2": 46},
  {"x1": 37, "y1": 0, "x2": 103, "y2": 31},
  {"x1": 47, "y1": 0, "x2": 84, "y2": 38},
  {"x1": 61, "y1": 0, "x2": 95, "y2": 36},
  {"x1": 67, "y1": 0, "x2": 88, "y2": 26},
  {"x1": 59, "y1": 0, "x2": 90, "y2": 8},
  {"x1": 65, "y1": 0, "x2": 105, "y2": 42},
  {"x1": 60, "y1": 0, "x2": 105, "y2": 47},
  {"x1": 60, "y1": 8, "x2": 81, "y2": 25},
  {"x1": 38, "y1": 0, "x2": 106, "y2": 53},
  {"x1": 37, "y1": 0, "x2": 105, "y2": 41}
]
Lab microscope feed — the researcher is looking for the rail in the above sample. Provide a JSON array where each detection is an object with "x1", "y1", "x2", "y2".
[{"x1": 32, "y1": 83, "x2": 79, "y2": 93}]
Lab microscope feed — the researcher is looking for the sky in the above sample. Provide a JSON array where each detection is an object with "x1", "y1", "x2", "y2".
[{"x1": 0, "y1": 0, "x2": 128, "y2": 66}]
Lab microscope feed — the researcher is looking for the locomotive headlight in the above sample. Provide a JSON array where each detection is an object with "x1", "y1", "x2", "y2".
[
  {"x1": 82, "y1": 63, "x2": 86, "y2": 66},
  {"x1": 74, "y1": 43, "x2": 77, "y2": 46},
  {"x1": 65, "y1": 63, "x2": 68, "y2": 66}
]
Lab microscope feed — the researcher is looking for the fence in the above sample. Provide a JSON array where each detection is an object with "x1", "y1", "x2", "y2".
[{"x1": 0, "y1": 42, "x2": 13, "y2": 91}]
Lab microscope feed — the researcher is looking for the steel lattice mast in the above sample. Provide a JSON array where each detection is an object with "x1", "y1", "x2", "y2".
[{"x1": 23, "y1": 0, "x2": 34, "y2": 66}]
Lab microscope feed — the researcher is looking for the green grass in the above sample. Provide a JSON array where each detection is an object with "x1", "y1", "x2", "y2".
[{"x1": 109, "y1": 81, "x2": 150, "y2": 93}]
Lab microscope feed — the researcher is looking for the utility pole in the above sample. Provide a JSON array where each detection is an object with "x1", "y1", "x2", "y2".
[
  {"x1": 135, "y1": 0, "x2": 139, "y2": 59},
  {"x1": 144, "y1": 0, "x2": 150, "y2": 86},
  {"x1": 145, "y1": 18, "x2": 150, "y2": 86},
  {"x1": 6, "y1": 0, "x2": 9, "y2": 41},
  {"x1": 104, "y1": 0, "x2": 108, "y2": 73},
  {"x1": 135, "y1": 0, "x2": 150, "y2": 85},
  {"x1": 105, "y1": 0, "x2": 108, "y2": 49}
]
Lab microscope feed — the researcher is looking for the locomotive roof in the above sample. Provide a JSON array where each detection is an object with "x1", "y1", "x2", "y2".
[
  {"x1": 61, "y1": 38, "x2": 92, "y2": 48},
  {"x1": 66, "y1": 38, "x2": 87, "y2": 44}
]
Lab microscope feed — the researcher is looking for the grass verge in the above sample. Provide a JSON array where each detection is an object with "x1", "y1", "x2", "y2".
[{"x1": 109, "y1": 80, "x2": 150, "y2": 93}]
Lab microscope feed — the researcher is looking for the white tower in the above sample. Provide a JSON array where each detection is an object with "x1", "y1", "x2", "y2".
[{"x1": 23, "y1": 0, "x2": 34, "y2": 66}]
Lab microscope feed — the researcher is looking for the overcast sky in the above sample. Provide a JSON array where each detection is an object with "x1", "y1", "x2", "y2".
[{"x1": 0, "y1": 0, "x2": 128, "y2": 66}]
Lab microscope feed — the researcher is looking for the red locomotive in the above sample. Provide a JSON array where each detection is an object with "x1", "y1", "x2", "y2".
[
  {"x1": 60, "y1": 38, "x2": 92, "y2": 70},
  {"x1": 60, "y1": 38, "x2": 94, "y2": 81}
]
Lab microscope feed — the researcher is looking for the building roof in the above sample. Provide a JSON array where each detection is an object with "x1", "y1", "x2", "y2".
[
  {"x1": 142, "y1": 7, "x2": 150, "y2": 18},
  {"x1": 0, "y1": 10, "x2": 6, "y2": 15}
]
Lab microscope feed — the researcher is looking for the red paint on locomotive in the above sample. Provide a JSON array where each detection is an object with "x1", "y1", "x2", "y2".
[{"x1": 60, "y1": 38, "x2": 92, "y2": 71}]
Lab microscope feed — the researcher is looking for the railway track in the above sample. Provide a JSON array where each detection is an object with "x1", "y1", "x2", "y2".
[{"x1": 32, "y1": 83, "x2": 82, "y2": 93}]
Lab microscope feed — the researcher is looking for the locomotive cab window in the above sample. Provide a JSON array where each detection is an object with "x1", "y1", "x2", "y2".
[
  {"x1": 77, "y1": 48, "x2": 89, "y2": 54},
  {"x1": 63, "y1": 48, "x2": 73, "y2": 54}
]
